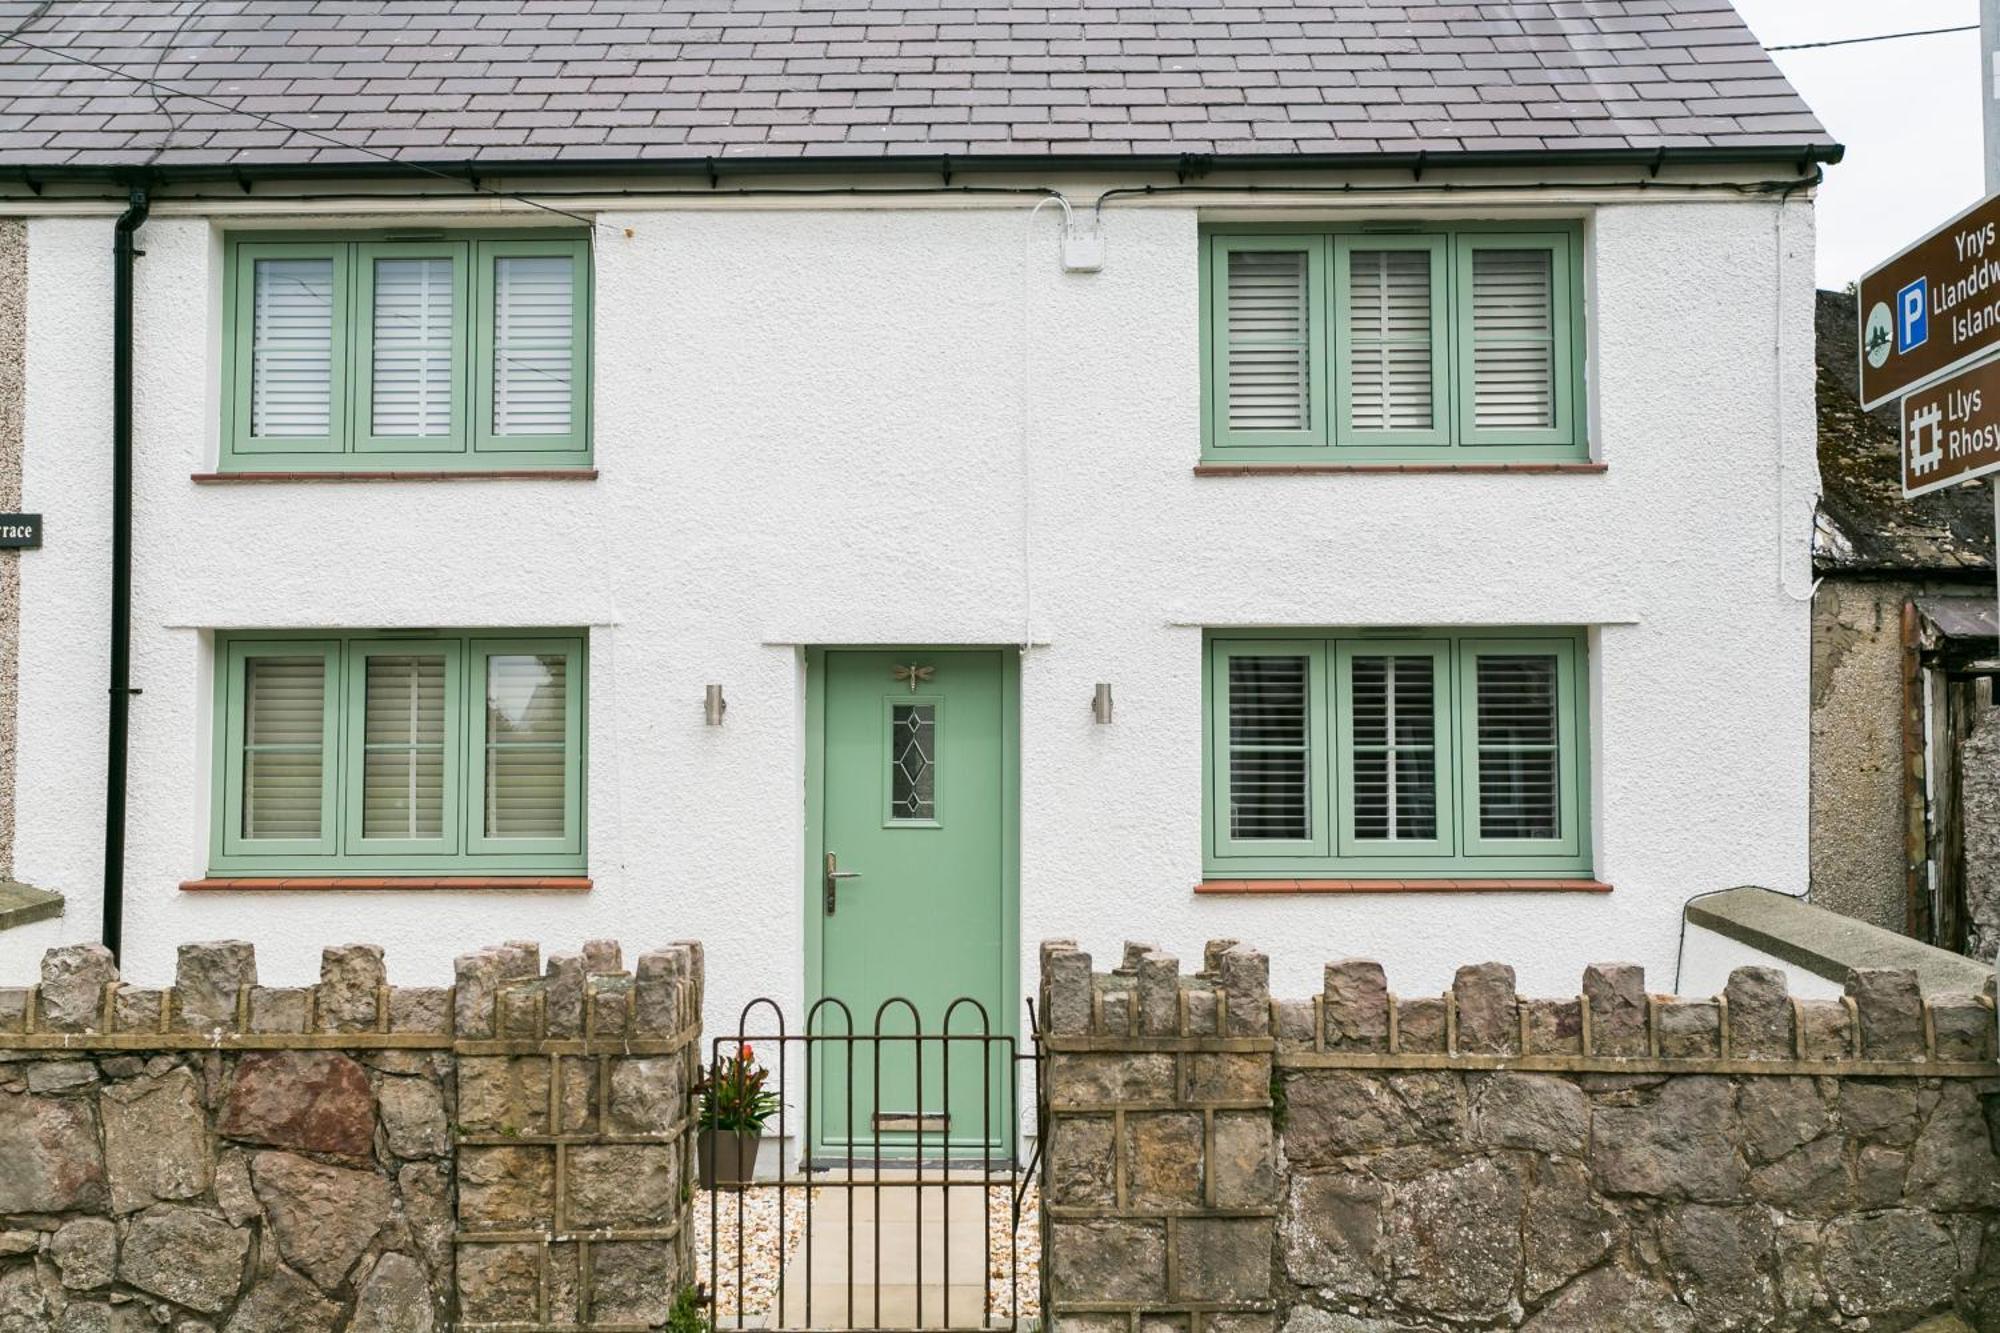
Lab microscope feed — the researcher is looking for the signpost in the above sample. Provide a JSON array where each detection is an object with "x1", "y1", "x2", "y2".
[
  {"x1": 1870, "y1": 6, "x2": 2000, "y2": 515},
  {"x1": 1901, "y1": 357, "x2": 2000, "y2": 497},
  {"x1": 1859, "y1": 191, "x2": 2000, "y2": 412}
]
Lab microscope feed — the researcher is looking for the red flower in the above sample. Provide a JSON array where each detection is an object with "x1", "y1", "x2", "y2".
[{"x1": 740, "y1": 1042, "x2": 755, "y2": 1061}]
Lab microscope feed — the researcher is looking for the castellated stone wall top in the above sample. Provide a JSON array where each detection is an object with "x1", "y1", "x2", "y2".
[
  {"x1": 0, "y1": 939, "x2": 706, "y2": 1329},
  {"x1": 0, "y1": 937, "x2": 704, "y2": 1046},
  {"x1": 1039, "y1": 938, "x2": 1997, "y2": 1070},
  {"x1": 1036, "y1": 940, "x2": 2000, "y2": 1332}
]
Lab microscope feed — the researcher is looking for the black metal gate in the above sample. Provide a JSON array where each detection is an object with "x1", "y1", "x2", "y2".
[{"x1": 699, "y1": 996, "x2": 1044, "y2": 1331}]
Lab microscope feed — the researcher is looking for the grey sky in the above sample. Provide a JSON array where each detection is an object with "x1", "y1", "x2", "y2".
[{"x1": 1729, "y1": 1, "x2": 1982, "y2": 289}]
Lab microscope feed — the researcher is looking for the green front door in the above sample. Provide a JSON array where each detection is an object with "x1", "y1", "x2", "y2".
[{"x1": 809, "y1": 648, "x2": 1016, "y2": 1164}]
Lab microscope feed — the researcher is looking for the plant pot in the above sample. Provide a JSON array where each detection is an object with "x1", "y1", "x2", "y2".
[{"x1": 698, "y1": 1127, "x2": 761, "y2": 1190}]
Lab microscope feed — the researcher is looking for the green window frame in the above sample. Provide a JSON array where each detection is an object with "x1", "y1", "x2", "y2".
[
  {"x1": 1204, "y1": 629, "x2": 1590, "y2": 878},
  {"x1": 1201, "y1": 222, "x2": 1587, "y2": 463},
  {"x1": 211, "y1": 630, "x2": 587, "y2": 875},
  {"x1": 220, "y1": 231, "x2": 592, "y2": 471}
]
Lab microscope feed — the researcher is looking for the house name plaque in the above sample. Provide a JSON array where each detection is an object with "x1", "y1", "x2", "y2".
[{"x1": 0, "y1": 514, "x2": 40, "y2": 549}]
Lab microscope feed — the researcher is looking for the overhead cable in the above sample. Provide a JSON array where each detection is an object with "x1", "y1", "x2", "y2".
[{"x1": 1766, "y1": 24, "x2": 1978, "y2": 52}]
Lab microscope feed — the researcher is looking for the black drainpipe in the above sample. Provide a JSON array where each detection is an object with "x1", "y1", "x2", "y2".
[{"x1": 102, "y1": 186, "x2": 148, "y2": 962}]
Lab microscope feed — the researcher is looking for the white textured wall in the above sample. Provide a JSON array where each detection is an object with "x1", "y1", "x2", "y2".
[
  {"x1": 1678, "y1": 922, "x2": 1846, "y2": 1001},
  {"x1": 5, "y1": 195, "x2": 1819, "y2": 1040}
]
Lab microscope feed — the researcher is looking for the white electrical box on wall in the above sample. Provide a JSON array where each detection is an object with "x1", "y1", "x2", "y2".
[{"x1": 1062, "y1": 221, "x2": 1104, "y2": 273}]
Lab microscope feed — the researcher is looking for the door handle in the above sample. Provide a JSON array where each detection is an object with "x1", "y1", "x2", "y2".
[{"x1": 824, "y1": 851, "x2": 861, "y2": 915}]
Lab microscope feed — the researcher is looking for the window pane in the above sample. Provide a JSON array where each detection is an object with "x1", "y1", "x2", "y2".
[
  {"x1": 890, "y1": 703, "x2": 937, "y2": 820},
  {"x1": 492, "y1": 255, "x2": 574, "y2": 436},
  {"x1": 250, "y1": 257, "x2": 334, "y2": 438},
  {"x1": 484, "y1": 652, "x2": 568, "y2": 837},
  {"x1": 1475, "y1": 654, "x2": 1561, "y2": 839},
  {"x1": 371, "y1": 257, "x2": 454, "y2": 438},
  {"x1": 1348, "y1": 249, "x2": 1433, "y2": 431},
  {"x1": 1225, "y1": 249, "x2": 1310, "y2": 431},
  {"x1": 1350, "y1": 654, "x2": 1437, "y2": 841},
  {"x1": 242, "y1": 656, "x2": 324, "y2": 839},
  {"x1": 1228, "y1": 655, "x2": 1310, "y2": 840},
  {"x1": 1470, "y1": 248, "x2": 1555, "y2": 430},
  {"x1": 361, "y1": 654, "x2": 446, "y2": 839}
]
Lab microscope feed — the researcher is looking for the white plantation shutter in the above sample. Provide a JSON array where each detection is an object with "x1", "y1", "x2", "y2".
[
  {"x1": 1472, "y1": 653, "x2": 1562, "y2": 840},
  {"x1": 491, "y1": 256, "x2": 575, "y2": 436},
  {"x1": 1468, "y1": 248, "x2": 1557, "y2": 431},
  {"x1": 250, "y1": 257, "x2": 335, "y2": 438},
  {"x1": 1347, "y1": 249, "x2": 1435, "y2": 432},
  {"x1": 370, "y1": 258, "x2": 455, "y2": 438},
  {"x1": 241, "y1": 656, "x2": 327, "y2": 840},
  {"x1": 1224, "y1": 248, "x2": 1311, "y2": 432},
  {"x1": 1227, "y1": 654, "x2": 1312, "y2": 841},
  {"x1": 1348, "y1": 654, "x2": 1438, "y2": 841},
  {"x1": 483, "y1": 652, "x2": 569, "y2": 838},
  {"x1": 361, "y1": 654, "x2": 447, "y2": 840}
]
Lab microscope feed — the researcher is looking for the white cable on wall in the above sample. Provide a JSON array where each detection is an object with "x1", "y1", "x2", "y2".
[
  {"x1": 1775, "y1": 194, "x2": 1823, "y2": 604},
  {"x1": 1016, "y1": 194, "x2": 1072, "y2": 654}
]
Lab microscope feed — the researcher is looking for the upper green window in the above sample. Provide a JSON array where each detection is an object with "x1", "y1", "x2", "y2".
[
  {"x1": 222, "y1": 233, "x2": 591, "y2": 471},
  {"x1": 1205, "y1": 629, "x2": 1590, "y2": 877},
  {"x1": 1202, "y1": 224, "x2": 1586, "y2": 462},
  {"x1": 212, "y1": 630, "x2": 586, "y2": 874}
]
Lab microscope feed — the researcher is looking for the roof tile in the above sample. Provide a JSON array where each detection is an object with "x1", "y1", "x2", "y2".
[{"x1": 0, "y1": 0, "x2": 1833, "y2": 166}]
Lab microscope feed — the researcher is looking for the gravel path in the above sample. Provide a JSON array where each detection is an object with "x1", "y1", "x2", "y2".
[
  {"x1": 695, "y1": 1186, "x2": 815, "y2": 1324},
  {"x1": 987, "y1": 1178, "x2": 1042, "y2": 1323}
]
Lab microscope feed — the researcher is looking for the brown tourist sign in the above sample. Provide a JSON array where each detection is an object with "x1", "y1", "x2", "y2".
[
  {"x1": 1859, "y1": 191, "x2": 2000, "y2": 409},
  {"x1": 1902, "y1": 353, "x2": 2000, "y2": 498}
]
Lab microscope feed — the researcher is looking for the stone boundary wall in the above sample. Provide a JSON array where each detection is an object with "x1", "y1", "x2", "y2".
[
  {"x1": 1038, "y1": 939, "x2": 2000, "y2": 1333},
  {"x1": 0, "y1": 937, "x2": 702, "y2": 1332}
]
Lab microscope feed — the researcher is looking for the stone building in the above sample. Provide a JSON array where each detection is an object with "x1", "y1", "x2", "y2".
[{"x1": 1810, "y1": 289, "x2": 1999, "y2": 954}]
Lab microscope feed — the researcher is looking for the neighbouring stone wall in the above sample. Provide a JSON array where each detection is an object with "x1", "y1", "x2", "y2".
[
  {"x1": 0, "y1": 937, "x2": 701, "y2": 1332},
  {"x1": 1808, "y1": 578, "x2": 1917, "y2": 935},
  {"x1": 1962, "y1": 691, "x2": 2000, "y2": 963},
  {"x1": 1039, "y1": 939, "x2": 2000, "y2": 1333}
]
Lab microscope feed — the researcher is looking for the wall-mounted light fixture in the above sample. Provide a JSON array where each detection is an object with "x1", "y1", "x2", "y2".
[
  {"x1": 1092, "y1": 683, "x2": 1114, "y2": 724},
  {"x1": 704, "y1": 684, "x2": 727, "y2": 726}
]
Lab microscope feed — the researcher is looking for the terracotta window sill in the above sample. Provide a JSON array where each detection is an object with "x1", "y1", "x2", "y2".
[
  {"x1": 180, "y1": 876, "x2": 592, "y2": 892},
  {"x1": 1193, "y1": 463, "x2": 1605, "y2": 477},
  {"x1": 192, "y1": 469, "x2": 598, "y2": 483},
  {"x1": 1196, "y1": 878, "x2": 1611, "y2": 894}
]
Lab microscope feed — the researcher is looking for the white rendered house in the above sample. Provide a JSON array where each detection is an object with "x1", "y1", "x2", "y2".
[{"x1": 0, "y1": 0, "x2": 1832, "y2": 1069}]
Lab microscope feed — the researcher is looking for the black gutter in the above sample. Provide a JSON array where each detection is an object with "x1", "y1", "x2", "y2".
[
  {"x1": 3, "y1": 142, "x2": 1846, "y2": 192},
  {"x1": 102, "y1": 184, "x2": 146, "y2": 963}
]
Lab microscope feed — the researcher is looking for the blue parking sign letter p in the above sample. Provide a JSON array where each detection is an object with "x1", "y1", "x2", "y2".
[{"x1": 1897, "y1": 278, "x2": 1929, "y2": 353}]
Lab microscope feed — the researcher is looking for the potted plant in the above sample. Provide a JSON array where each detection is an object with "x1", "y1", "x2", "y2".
[{"x1": 695, "y1": 1044, "x2": 778, "y2": 1190}]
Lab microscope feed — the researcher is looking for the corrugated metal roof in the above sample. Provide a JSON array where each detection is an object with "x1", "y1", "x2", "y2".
[{"x1": 0, "y1": 0, "x2": 1835, "y2": 169}]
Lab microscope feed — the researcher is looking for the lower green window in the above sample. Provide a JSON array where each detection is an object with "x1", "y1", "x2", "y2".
[
  {"x1": 1205, "y1": 629, "x2": 1589, "y2": 877},
  {"x1": 212, "y1": 631, "x2": 586, "y2": 874}
]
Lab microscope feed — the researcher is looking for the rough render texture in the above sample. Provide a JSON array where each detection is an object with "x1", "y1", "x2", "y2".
[
  {"x1": 1808, "y1": 578, "x2": 1918, "y2": 933},
  {"x1": 0, "y1": 937, "x2": 702, "y2": 1328},
  {"x1": 1040, "y1": 941, "x2": 2000, "y2": 1332},
  {"x1": 3, "y1": 195, "x2": 1822, "y2": 1048},
  {"x1": 0, "y1": 218, "x2": 20, "y2": 882},
  {"x1": 1965, "y1": 703, "x2": 2000, "y2": 965}
]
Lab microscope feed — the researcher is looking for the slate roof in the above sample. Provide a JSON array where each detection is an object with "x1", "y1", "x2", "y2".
[
  {"x1": 1813, "y1": 290, "x2": 1993, "y2": 580},
  {"x1": 0, "y1": 0, "x2": 1835, "y2": 170}
]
